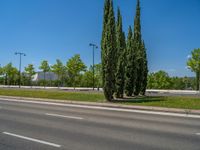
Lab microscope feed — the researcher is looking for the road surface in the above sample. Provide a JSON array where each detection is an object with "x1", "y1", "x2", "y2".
[{"x1": 0, "y1": 98, "x2": 199, "y2": 150}]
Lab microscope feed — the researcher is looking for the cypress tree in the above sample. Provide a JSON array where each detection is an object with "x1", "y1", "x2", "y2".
[
  {"x1": 115, "y1": 8, "x2": 124, "y2": 60},
  {"x1": 133, "y1": 0, "x2": 143, "y2": 96},
  {"x1": 140, "y1": 41, "x2": 148, "y2": 95},
  {"x1": 101, "y1": 0, "x2": 116, "y2": 101},
  {"x1": 133, "y1": 0, "x2": 142, "y2": 42},
  {"x1": 115, "y1": 8, "x2": 126, "y2": 98},
  {"x1": 125, "y1": 26, "x2": 135, "y2": 96},
  {"x1": 101, "y1": 0, "x2": 110, "y2": 87}
]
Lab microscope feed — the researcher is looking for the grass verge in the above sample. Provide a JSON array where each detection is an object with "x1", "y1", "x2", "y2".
[
  {"x1": 0, "y1": 88, "x2": 199, "y2": 110},
  {"x1": 119, "y1": 96, "x2": 200, "y2": 110},
  {"x1": 0, "y1": 88, "x2": 105, "y2": 102}
]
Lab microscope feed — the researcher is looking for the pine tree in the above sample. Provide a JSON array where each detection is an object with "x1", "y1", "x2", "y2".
[
  {"x1": 125, "y1": 26, "x2": 135, "y2": 96},
  {"x1": 115, "y1": 8, "x2": 126, "y2": 98},
  {"x1": 140, "y1": 41, "x2": 148, "y2": 95},
  {"x1": 101, "y1": 0, "x2": 116, "y2": 101},
  {"x1": 133, "y1": 0, "x2": 143, "y2": 96}
]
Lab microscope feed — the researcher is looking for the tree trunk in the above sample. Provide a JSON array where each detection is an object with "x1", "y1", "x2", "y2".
[
  {"x1": 58, "y1": 75, "x2": 60, "y2": 88},
  {"x1": 199, "y1": 72, "x2": 200, "y2": 92},
  {"x1": 196, "y1": 72, "x2": 199, "y2": 91},
  {"x1": 30, "y1": 76, "x2": 32, "y2": 88},
  {"x1": 44, "y1": 72, "x2": 46, "y2": 88}
]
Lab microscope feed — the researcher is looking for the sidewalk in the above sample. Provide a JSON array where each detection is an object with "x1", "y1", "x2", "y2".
[{"x1": 0, "y1": 95, "x2": 200, "y2": 115}]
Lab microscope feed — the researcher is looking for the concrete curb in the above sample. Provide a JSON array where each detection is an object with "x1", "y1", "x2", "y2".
[{"x1": 0, "y1": 95, "x2": 200, "y2": 115}]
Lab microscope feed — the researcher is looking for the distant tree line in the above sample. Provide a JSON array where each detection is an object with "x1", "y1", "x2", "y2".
[
  {"x1": 0, "y1": 54, "x2": 102, "y2": 88},
  {"x1": 0, "y1": 61, "x2": 196, "y2": 90},
  {"x1": 147, "y1": 71, "x2": 196, "y2": 90},
  {"x1": 101, "y1": 0, "x2": 148, "y2": 101}
]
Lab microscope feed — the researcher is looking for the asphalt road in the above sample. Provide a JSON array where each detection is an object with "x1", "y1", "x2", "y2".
[{"x1": 0, "y1": 98, "x2": 199, "y2": 150}]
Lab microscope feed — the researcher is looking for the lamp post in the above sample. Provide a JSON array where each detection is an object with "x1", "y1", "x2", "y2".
[
  {"x1": 15, "y1": 52, "x2": 26, "y2": 88},
  {"x1": 89, "y1": 43, "x2": 98, "y2": 90}
]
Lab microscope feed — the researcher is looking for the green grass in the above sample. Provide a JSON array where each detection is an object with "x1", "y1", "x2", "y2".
[
  {"x1": 0, "y1": 88, "x2": 105, "y2": 102},
  {"x1": 0, "y1": 88, "x2": 199, "y2": 110},
  {"x1": 118, "y1": 96, "x2": 200, "y2": 110}
]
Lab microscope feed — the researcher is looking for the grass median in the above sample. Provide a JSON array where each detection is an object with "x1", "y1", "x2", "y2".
[
  {"x1": 0, "y1": 88, "x2": 105, "y2": 102},
  {"x1": 0, "y1": 88, "x2": 199, "y2": 110}
]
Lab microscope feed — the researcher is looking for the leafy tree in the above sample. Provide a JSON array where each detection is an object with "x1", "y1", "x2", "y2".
[
  {"x1": 25, "y1": 64, "x2": 36, "y2": 86},
  {"x1": 81, "y1": 69, "x2": 93, "y2": 87},
  {"x1": 187, "y1": 48, "x2": 200, "y2": 90},
  {"x1": 21, "y1": 72, "x2": 29, "y2": 86},
  {"x1": 11, "y1": 68, "x2": 19, "y2": 85},
  {"x1": 147, "y1": 71, "x2": 172, "y2": 89},
  {"x1": 39, "y1": 60, "x2": 50, "y2": 87},
  {"x1": 0, "y1": 65, "x2": 3, "y2": 75},
  {"x1": 81, "y1": 64, "x2": 103, "y2": 88},
  {"x1": 101, "y1": 0, "x2": 116, "y2": 101},
  {"x1": 94, "y1": 63, "x2": 103, "y2": 89},
  {"x1": 66, "y1": 54, "x2": 86, "y2": 88},
  {"x1": 0, "y1": 65, "x2": 4, "y2": 84},
  {"x1": 51, "y1": 59, "x2": 66, "y2": 87},
  {"x1": 170, "y1": 77, "x2": 186, "y2": 90},
  {"x1": 147, "y1": 71, "x2": 196, "y2": 90},
  {"x1": 3, "y1": 63, "x2": 18, "y2": 85},
  {"x1": 115, "y1": 8, "x2": 126, "y2": 98}
]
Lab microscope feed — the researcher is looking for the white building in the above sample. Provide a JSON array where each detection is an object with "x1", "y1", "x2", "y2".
[{"x1": 32, "y1": 72, "x2": 58, "y2": 82}]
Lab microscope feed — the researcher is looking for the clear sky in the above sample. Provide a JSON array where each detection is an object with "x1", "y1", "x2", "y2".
[{"x1": 0, "y1": 0, "x2": 199, "y2": 77}]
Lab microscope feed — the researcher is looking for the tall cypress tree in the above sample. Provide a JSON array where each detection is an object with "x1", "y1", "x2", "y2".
[
  {"x1": 133, "y1": 0, "x2": 143, "y2": 96},
  {"x1": 125, "y1": 26, "x2": 135, "y2": 96},
  {"x1": 101, "y1": 0, "x2": 110, "y2": 87},
  {"x1": 140, "y1": 41, "x2": 148, "y2": 95},
  {"x1": 115, "y1": 8, "x2": 126, "y2": 98},
  {"x1": 115, "y1": 8, "x2": 124, "y2": 60},
  {"x1": 101, "y1": 0, "x2": 116, "y2": 101}
]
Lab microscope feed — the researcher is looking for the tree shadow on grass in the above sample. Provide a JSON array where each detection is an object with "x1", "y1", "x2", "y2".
[{"x1": 111, "y1": 96, "x2": 165, "y2": 104}]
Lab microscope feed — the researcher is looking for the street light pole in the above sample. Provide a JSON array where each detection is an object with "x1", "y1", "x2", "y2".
[
  {"x1": 15, "y1": 52, "x2": 26, "y2": 88},
  {"x1": 89, "y1": 43, "x2": 98, "y2": 91}
]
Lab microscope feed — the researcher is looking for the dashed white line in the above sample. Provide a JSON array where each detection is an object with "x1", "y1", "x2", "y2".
[
  {"x1": 46, "y1": 113, "x2": 83, "y2": 120},
  {"x1": 3, "y1": 132, "x2": 61, "y2": 148}
]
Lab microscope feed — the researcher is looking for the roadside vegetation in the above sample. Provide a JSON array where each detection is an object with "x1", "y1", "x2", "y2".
[
  {"x1": 0, "y1": 0, "x2": 199, "y2": 109},
  {"x1": 0, "y1": 88, "x2": 105, "y2": 102},
  {"x1": 147, "y1": 71, "x2": 196, "y2": 90},
  {"x1": 121, "y1": 96, "x2": 200, "y2": 110},
  {"x1": 0, "y1": 57, "x2": 102, "y2": 89},
  {"x1": 0, "y1": 88, "x2": 199, "y2": 110}
]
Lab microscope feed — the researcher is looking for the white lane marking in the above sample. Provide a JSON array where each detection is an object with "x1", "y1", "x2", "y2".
[
  {"x1": 196, "y1": 133, "x2": 200, "y2": 135},
  {"x1": 46, "y1": 113, "x2": 83, "y2": 120},
  {"x1": 0, "y1": 98, "x2": 200, "y2": 119},
  {"x1": 3, "y1": 132, "x2": 61, "y2": 148}
]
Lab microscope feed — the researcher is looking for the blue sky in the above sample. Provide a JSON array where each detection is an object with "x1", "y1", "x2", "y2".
[{"x1": 0, "y1": 0, "x2": 199, "y2": 77}]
